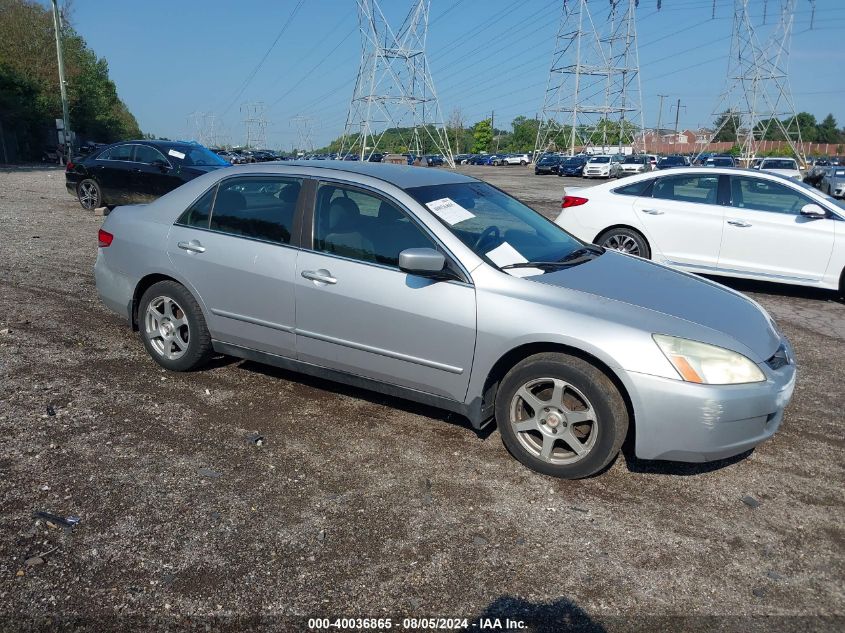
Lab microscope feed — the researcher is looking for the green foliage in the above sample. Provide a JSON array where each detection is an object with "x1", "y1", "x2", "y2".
[
  {"x1": 713, "y1": 111, "x2": 740, "y2": 142},
  {"x1": 816, "y1": 114, "x2": 839, "y2": 144},
  {"x1": 0, "y1": 0, "x2": 141, "y2": 159},
  {"x1": 471, "y1": 119, "x2": 493, "y2": 153}
]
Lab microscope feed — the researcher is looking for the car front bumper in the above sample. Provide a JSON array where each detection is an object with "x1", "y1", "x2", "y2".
[
  {"x1": 94, "y1": 250, "x2": 134, "y2": 324},
  {"x1": 625, "y1": 359, "x2": 796, "y2": 462}
]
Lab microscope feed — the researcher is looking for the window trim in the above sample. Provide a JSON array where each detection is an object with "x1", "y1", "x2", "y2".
[
  {"x1": 100, "y1": 143, "x2": 135, "y2": 163},
  {"x1": 302, "y1": 177, "x2": 472, "y2": 285}
]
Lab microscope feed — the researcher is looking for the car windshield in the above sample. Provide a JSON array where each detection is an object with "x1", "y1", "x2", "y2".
[
  {"x1": 564, "y1": 158, "x2": 582, "y2": 165},
  {"x1": 405, "y1": 181, "x2": 587, "y2": 271},
  {"x1": 660, "y1": 156, "x2": 685, "y2": 165},
  {"x1": 538, "y1": 156, "x2": 558, "y2": 164},
  {"x1": 168, "y1": 146, "x2": 229, "y2": 167},
  {"x1": 712, "y1": 157, "x2": 734, "y2": 166},
  {"x1": 762, "y1": 159, "x2": 798, "y2": 170},
  {"x1": 589, "y1": 157, "x2": 610, "y2": 163},
  {"x1": 623, "y1": 156, "x2": 644, "y2": 164}
]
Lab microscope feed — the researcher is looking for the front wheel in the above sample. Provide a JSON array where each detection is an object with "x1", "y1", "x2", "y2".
[
  {"x1": 138, "y1": 281, "x2": 213, "y2": 371},
  {"x1": 596, "y1": 227, "x2": 651, "y2": 259},
  {"x1": 496, "y1": 353, "x2": 629, "y2": 479},
  {"x1": 77, "y1": 179, "x2": 101, "y2": 210}
]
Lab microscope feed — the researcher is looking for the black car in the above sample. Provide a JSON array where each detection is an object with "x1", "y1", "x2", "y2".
[
  {"x1": 534, "y1": 154, "x2": 563, "y2": 175},
  {"x1": 558, "y1": 156, "x2": 588, "y2": 177},
  {"x1": 65, "y1": 140, "x2": 229, "y2": 209},
  {"x1": 656, "y1": 155, "x2": 690, "y2": 170},
  {"x1": 453, "y1": 153, "x2": 472, "y2": 165}
]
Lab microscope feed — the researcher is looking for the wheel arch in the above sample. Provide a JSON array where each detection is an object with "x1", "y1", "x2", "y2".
[
  {"x1": 593, "y1": 223, "x2": 650, "y2": 248},
  {"x1": 480, "y1": 341, "x2": 636, "y2": 442},
  {"x1": 131, "y1": 272, "x2": 212, "y2": 332}
]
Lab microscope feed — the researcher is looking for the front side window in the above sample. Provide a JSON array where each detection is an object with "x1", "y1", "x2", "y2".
[
  {"x1": 653, "y1": 175, "x2": 719, "y2": 205},
  {"x1": 313, "y1": 184, "x2": 435, "y2": 266},
  {"x1": 729, "y1": 176, "x2": 812, "y2": 215},
  {"x1": 134, "y1": 145, "x2": 169, "y2": 165},
  {"x1": 208, "y1": 177, "x2": 302, "y2": 243},
  {"x1": 406, "y1": 181, "x2": 585, "y2": 267}
]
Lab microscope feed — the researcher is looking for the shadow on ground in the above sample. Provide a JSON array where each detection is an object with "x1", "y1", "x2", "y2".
[{"x1": 470, "y1": 595, "x2": 606, "y2": 632}]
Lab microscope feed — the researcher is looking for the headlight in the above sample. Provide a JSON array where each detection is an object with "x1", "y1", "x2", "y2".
[{"x1": 653, "y1": 334, "x2": 766, "y2": 385}]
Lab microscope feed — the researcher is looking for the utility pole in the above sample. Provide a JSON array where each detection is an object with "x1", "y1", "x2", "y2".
[
  {"x1": 655, "y1": 94, "x2": 668, "y2": 135},
  {"x1": 672, "y1": 98, "x2": 685, "y2": 136},
  {"x1": 51, "y1": 0, "x2": 71, "y2": 163}
]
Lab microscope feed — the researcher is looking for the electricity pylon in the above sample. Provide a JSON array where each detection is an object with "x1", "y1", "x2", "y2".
[
  {"x1": 703, "y1": 0, "x2": 805, "y2": 165},
  {"x1": 535, "y1": 0, "x2": 645, "y2": 156},
  {"x1": 341, "y1": 0, "x2": 454, "y2": 166},
  {"x1": 290, "y1": 115, "x2": 316, "y2": 155},
  {"x1": 241, "y1": 102, "x2": 268, "y2": 149}
]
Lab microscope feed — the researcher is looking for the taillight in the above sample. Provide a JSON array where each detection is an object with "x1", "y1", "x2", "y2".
[
  {"x1": 65, "y1": 161, "x2": 74, "y2": 171},
  {"x1": 562, "y1": 195, "x2": 588, "y2": 208},
  {"x1": 98, "y1": 228, "x2": 113, "y2": 247}
]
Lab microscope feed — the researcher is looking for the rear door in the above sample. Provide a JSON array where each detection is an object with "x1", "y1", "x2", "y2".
[
  {"x1": 717, "y1": 175, "x2": 835, "y2": 282},
  {"x1": 633, "y1": 173, "x2": 726, "y2": 267},
  {"x1": 294, "y1": 180, "x2": 476, "y2": 402},
  {"x1": 96, "y1": 144, "x2": 135, "y2": 203},
  {"x1": 167, "y1": 175, "x2": 304, "y2": 357}
]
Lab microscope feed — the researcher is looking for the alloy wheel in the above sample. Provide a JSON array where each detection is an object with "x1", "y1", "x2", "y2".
[
  {"x1": 78, "y1": 181, "x2": 99, "y2": 209},
  {"x1": 144, "y1": 296, "x2": 190, "y2": 360},
  {"x1": 602, "y1": 233, "x2": 641, "y2": 256},
  {"x1": 509, "y1": 377, "x2": 598, "y2": 465}
]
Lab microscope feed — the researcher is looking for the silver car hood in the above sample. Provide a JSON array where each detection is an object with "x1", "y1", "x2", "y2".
[{"x1": 531, "y1": 251, "x2": 780, "y2": 361}]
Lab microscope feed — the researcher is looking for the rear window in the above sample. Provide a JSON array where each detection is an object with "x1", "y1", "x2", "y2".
[
  {"x1": 613, "y1": 179, "x2": 654, "y2": 197},
  {"x1": 762, "y1": 159, "x2": 798, "y2": 170}
]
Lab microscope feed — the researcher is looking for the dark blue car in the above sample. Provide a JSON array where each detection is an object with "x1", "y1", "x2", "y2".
[{"x1": 558, "y1": 156, "x2": 588, "y2": 177}]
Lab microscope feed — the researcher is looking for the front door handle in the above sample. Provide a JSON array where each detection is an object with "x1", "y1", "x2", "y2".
[
  {"x1": 641, "y1": 208, "x2": 664, "y2": 215},
  {"x1": 727, "y1": 219, "x2": 752, "y2": 227},
  {"x1": 301, "y1": 269, "x2": 337, "y2": 285},
  {"x1": 177, "y1": 240, "x2": 206, "y2": 253}
]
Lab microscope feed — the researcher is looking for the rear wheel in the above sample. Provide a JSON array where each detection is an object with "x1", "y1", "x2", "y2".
[
  {"x1": 77, "y1": 179, "x2": 101, "y2": 210},
  {"x1": 138, "y1": 281, "x2": 213, "y2": 371},
  {"x1": 597, "y1": 227, "x2": 651, "y2": 259},
  {"x1": 496, "y1": 353, "x2": 629, "y2": 479}
]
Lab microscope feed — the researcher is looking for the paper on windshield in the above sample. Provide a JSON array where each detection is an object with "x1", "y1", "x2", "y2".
[
  {"x1": 425, "y1": 198, "x2": 474, "y2": 225},
  {"x1": 168, "y1": 149, "x2": 186, "y2": 160},
  {"x1": 486, "y1": 242, "x2": 544, "y2": 278}
]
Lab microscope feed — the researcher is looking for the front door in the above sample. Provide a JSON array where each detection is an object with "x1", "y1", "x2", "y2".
[
  {"x1": 131, "y1": 144, "x2": 177, "y2": 201},
  {"x1": 295, "y1": 182, "x2": 477, "y2": 402},
  {"x1": 718, "y1": 175, "x2": 836, "y2": 282},
  {"x1": 167, "y1": 175, "x2": 304, "y2": 357},
  {"x1": 634, "y1": 173, "x2": 726, "y2": 267}
]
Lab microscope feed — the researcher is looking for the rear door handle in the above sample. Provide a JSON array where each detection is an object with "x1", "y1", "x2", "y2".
[
  {"x1": 641, "y1": 208, "x2": 664, "y2": 215},
  {"x1": 727, "y1": 219, "x2": 752, "y2": 227},
  {"x1": 301, "y1": 269, "x2": 337, "y2": 285},
  {"x1": 177, "y1": 240, "x2": 206, "y2": 253}
]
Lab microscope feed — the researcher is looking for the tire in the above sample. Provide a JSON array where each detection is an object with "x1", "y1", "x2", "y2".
[
  {"x1": 596, "y1": 227, "x2": 651, "y2": 259},
  {"x1": 77, "y1": 179, "x2": 101, "y2": 210},
  {"x1": 138, "y1": 281, "x2": 213, "y2": 371},
  {"x1": 520, "y1": 160, "x2": 527, "y2": 166},
  {"x1": 496, "y1": 353, "x2": 628, "y2": 479}
]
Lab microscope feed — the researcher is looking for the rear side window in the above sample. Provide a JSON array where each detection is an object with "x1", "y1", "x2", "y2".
[
  {"x1": 134, "y1": 145, "x2": 168, "y2": 165},
  {"x1": 653, "y1": 175, "x2": 719, "y2": 205},
  {"x1": 209, "y1": 177, "x2": 302, "y2": 244},
  {"x1": 178, "y1": 187, "x2": 216, "y2": 228},
  {"x1": 613, "y1": 179, "x2": 654, "y2": 197},
  {"x1": 102, "y1": 144, "x2": 133, "y2": 161}
]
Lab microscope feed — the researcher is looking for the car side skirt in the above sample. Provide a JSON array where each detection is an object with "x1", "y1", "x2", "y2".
[{"x1": 212, "y1": 340, "x2": 492, "y2": 429}]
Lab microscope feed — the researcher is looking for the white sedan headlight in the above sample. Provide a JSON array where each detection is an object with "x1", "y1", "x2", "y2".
[{"x1": 653, "y1": 335, "x2": 765, "y2": 385}]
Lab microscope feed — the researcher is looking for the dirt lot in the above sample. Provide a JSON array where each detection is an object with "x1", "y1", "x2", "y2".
[{"x1": 1, "y1": 165, "x2": 843, "y2": 632}]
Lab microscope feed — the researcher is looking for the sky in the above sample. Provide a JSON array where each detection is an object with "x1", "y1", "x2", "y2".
[{"x1": 53, "y1": 0, "x2": 845, "y2": 150}]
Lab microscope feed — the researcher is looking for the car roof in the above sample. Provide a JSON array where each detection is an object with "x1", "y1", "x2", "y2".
[{"x1": 260, "y1": 159, "x2": 477, "y2": 189}]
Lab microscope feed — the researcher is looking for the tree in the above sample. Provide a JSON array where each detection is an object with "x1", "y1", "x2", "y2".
[
  {"x1": 471, "y1": 119, "x2": 493, "y2": 153},
  {"x1": 793, "y1": 112, "x2": 818, "y2": 142},
  {"x1": 816, "y1": 114, "x2": 840, "y2": 144},
  {"x1": 713, "y1": 111, "x2": 740, "y2": 142},
  {"x1": 507, "y1": 116, "x2": 540, "y2": 152}
]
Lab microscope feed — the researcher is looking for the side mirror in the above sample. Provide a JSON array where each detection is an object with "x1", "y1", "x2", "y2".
[
  {"x1": 800, "y1": 203, "x2": 826, "y2": 219},
  {"x1": 398, "y1": 248, "x2": 446, "y2": 276}
]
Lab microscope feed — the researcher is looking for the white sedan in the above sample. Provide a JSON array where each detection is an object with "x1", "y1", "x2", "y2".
[{"x1": 556, "y1": 167, "x2": 845, "y2": 293}]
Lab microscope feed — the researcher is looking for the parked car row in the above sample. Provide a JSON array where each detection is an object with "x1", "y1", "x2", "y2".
[{"x1": 454, "y1": 152, "x2": 532, "y2": 166}]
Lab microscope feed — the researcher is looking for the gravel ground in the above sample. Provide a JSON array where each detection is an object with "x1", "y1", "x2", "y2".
[{"x1": 1, "y1": 165, "x2": 843, "y2": 632}]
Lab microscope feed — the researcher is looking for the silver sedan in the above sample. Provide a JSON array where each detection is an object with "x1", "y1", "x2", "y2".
[
  {"x1": 821, "y1": 166, "x2": 845, "y2": 198},
  {"x1": 94, "y1": 162, "x2": 795, "y2": 478}
]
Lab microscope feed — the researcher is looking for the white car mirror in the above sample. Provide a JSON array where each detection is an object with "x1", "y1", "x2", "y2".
[{"x1": 799, "y1": 203, "x2": 826, "y2": 219}]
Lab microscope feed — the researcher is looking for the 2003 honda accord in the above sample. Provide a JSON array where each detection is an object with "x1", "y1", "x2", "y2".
[{"x1": 94, "y1": 162, "x2": 796, "y2": 478}]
